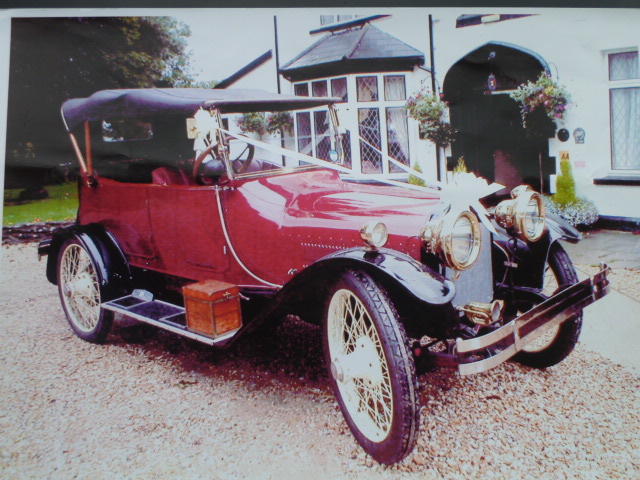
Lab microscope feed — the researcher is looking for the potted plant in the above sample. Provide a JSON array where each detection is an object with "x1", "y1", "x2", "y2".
[
  {"x1": 406, "y1": 89, "x2": 457, "y2": 147},
  {"x1": 509, "y1": 72, "x2": 570, "y2": 134}
]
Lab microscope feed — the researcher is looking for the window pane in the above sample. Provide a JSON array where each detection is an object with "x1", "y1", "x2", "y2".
[
  {"x1": 330, "y1": 77, "x2": 348, "y2": 102},
  {"x1": 386, "y1": 107, "x2": 410, "y2": 171},
  {"x1": 609, "y1": 52, "x2": 639, "y2": 81},
  {"x1": 610, "y1": 87, "x2": 640, "y2": 169},
  {"x1": 102, "y1": 119, "x2": 153, "y2": 142},
  {"x1": 357, "y1": 76, "x2": 378, "y2": 102},
  {"x1": 340, "y1": 130, "x2": 352, "y2": 169},
  {"x1": 296, "y1": 112, "x2": 312, "y2": 155},
  {"x1": 320, "y1": 15, "x2": 335, "y2": 25},
  {"x1": 294, "y1": 83, "x2": 309, "y2": 97},
  {"x1": 358, "y1": 108, "x2": 382, "y2": 173},
  {"x1": 312, "y1": 80, "x2": 328, "y2": 97},
  {"x1": 384, "y1": 75, "x2": 406, "y2": 101},
  {"x1": 314, "y1": 110, "x2": 331, "y2": 160}
]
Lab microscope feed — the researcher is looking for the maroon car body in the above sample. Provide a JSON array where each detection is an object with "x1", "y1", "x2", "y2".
[{"x1": 40, "y1": 88, "x2": 610, "y2": 465}]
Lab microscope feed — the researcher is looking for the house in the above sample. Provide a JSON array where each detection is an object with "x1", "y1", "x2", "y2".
[{"x1": 219, "y1": 10, "x2": 640, "y2": 228}]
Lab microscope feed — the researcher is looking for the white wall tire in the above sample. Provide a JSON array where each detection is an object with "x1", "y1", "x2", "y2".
[
  {"x1": 57, "y1": 238, "x2": 113, "y2": 343},
  {"x1": 323, "y1": 270, "x2": 419, "y2": 464}
]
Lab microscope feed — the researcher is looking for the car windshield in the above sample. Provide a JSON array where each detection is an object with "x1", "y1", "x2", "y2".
[{"x1": 220, "y1": 109, "x2": 345, "y2": 178}]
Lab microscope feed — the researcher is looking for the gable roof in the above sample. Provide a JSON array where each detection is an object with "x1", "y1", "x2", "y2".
[{"x1": 280, "y1": 25, "x2": 424, "y2": 81}]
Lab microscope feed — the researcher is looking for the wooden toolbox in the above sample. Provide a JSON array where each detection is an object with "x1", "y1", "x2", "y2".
[{"x1": 182, "y1": 280, "x2": 242, "y2": 337}]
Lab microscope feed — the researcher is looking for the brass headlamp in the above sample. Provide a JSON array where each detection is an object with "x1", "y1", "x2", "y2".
[
  {"x1": 421, "y1": 210, "x2": 482, "y2": 271},
  {"x1": 494, "y1": 185, "x2": 546, "y2": 242}
]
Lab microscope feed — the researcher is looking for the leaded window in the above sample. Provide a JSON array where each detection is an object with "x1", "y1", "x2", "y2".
[
  {"x1": 312, "y1": 80, "x2": 328, "y2": 97},
  {"x1": 384, "y1": 75, "x2": 406, "y2": 101},
  {"x1": 358, "y1": 108, "x2": 382, "y2": 173},
  {"x1": 296, "y1": 112, "x2": 312, "y2": 155},
  {"x1": 357, "y1": 76, "x2": 378, "y2": 102},
  {"x1": 331, "y1": 77, "x2": 348, "y2": 102},
  {"x1": 294, "y1": 83, "x2": 309, "y2": 97},
  {"x1": 386, "y1": 107, "x2": 410, "y2": 172},
  {"x1": 314, "y1": 110, "x2": 331, "y2": 160},
  {"x1": 609, "y1": 52, "x2": 640, "y2": 170}
]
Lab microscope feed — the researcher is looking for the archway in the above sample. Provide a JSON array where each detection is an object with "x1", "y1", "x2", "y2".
[{"x1": 443, "y1": 42, "x2": 555, "y2": 192}]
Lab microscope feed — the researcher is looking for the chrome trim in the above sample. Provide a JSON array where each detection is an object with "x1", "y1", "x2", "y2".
[
  {"x1": 455, "y1": 265, "x2": 610, "y2": 375},
  {"x1": 215, "y1": 189, "x2": 282, "y2": 288}
]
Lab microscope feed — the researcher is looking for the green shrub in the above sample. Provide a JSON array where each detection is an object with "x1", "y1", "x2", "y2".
[
  {"x1": 546, "y1": 157, "x2": 598, "y2": 226},
  {"x1": 554, "y1": 157, "x2": 577, "y2": 206}
]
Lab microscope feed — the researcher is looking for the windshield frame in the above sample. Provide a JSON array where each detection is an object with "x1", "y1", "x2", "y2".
[{"x1": 212, "y1": 104, "x2": 343, "y2": 181}]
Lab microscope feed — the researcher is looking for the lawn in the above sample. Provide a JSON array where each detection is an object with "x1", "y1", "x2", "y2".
[{"x1": 3, "y1": 183, "x2": 78, "y2": 226}]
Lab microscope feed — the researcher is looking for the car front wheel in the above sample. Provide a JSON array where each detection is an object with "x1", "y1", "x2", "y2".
[
  {"x1": 323, "y1": 270, "x2": 419, "y2": 464},
  {"x1": 512, "y1": 243, "x2": 582, "y2": 368},
  {"x1": 57, "y1": 238, "x2": 113, "y2": 343}
]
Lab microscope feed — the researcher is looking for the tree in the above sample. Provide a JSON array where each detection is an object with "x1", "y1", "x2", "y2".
[{"x1": 5, "y1": 16, "x2": 196, "y2": 180}]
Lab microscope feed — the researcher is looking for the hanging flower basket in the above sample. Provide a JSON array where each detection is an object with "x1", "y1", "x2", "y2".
[
  {"x1": 509, "y1": 72, "x2": 570, "y2": 132},
  {"x1": 406, "y1": 89, "x2": 457, "y2": 147},
  {"x1": 266, "y1": 111, "x2": 293, "y2": 135}
]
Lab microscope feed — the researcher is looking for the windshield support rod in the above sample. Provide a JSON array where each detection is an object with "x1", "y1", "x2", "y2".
[
  {"x1": 68, "y1": 132, "x2": 88, "y2": 175},
  {"x1": 84, "y1": 121, "x2": 93, "y2": 176}
]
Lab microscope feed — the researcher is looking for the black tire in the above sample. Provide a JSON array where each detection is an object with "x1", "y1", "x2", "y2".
[
  {"x1": 512, "y1": 243, "x2": 582, "y2": 368},
  {"x1": 322, "y1": 270, "x2": 419, "y2": 464},
  {"x1": 56, "y1": 238, "x2": 113, "y2": 343}
]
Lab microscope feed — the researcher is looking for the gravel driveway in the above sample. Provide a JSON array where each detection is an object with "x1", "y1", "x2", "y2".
[{"x1": 1, "y1": 243, "x2": 639, "y2": 480}]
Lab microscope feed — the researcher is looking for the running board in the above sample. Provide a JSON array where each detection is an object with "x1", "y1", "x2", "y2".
[{"x1": 102, "y1": 289, "x2": 239, "y2": 346}]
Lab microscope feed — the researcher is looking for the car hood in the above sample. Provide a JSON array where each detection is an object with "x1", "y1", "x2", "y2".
[{"x1": 251, "y1": 169, "x2": 443, "y2": 236}]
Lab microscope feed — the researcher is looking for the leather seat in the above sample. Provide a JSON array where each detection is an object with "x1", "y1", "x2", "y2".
[{"x1": 151, "y1": 167, "x2": 195, "y2": 186}]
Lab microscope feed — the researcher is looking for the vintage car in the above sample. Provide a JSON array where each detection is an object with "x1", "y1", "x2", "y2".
[{"x1": 39, "y1": 88, "x2": 610, "y2": 464}]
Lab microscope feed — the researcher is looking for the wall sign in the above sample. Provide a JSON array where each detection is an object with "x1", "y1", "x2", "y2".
[
  {"x1": 573, "y1": 128, "x2": 585, "y2": 144},
  {"x1": 557, "y1": 128, "x2": 570, "y2": 142}
]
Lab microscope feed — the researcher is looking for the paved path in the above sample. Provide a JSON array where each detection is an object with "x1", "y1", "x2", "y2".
[
  {"x1": 565, "y1": 229, "x2": 640, "y2": 269},
  {"x1": 564, "y1": 230, "x2": 640, "y2": 374}
]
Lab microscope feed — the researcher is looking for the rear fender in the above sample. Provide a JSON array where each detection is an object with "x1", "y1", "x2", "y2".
[{"x1": 45, "y1": 224, "x2": 131, "y2": 298}]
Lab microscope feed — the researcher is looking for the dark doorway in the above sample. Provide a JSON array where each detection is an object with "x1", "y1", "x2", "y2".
[{"x1": 443, "y1": 42, "x2": 556, "y2": 192}]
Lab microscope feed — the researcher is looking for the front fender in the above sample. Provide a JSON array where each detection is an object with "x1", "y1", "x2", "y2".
[
  {"x1": 493, "y1": 214, "x2": 581, "y2": 290},
  {"x1": 295, "y1": 247, "x2": 455, "y2": 305},
  {"x1": 546, "y1": 213, "x2": 581, "y2": 243}
]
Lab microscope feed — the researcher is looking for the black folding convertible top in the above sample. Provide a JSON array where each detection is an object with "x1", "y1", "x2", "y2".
[{"x1": 61, "y1": 88, "x2": 339, "y2": 132}]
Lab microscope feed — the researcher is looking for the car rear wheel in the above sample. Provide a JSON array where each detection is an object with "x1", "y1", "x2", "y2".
[
  {"x1": 57, "y1": 238, "x2": 113, "y2": 343},
  {"x1": 323, "y1": 270, "x2": 419, "y2": 464},
  {"x1": 512, "y1": 243, "x2": 582, "y2": 368}
]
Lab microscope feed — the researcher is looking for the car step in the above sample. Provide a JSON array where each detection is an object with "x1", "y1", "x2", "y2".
[{"x1": 102, "y1": 289, "x2": 238, "y2": 346}]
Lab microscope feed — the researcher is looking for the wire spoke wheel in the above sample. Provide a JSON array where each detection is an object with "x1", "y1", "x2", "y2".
[
  {"x1": 327, "y1": 289, "x2": 393, "y2": 441},
  {"x1": 57, "y1": 239, "x2": 113, "y2": 343},
  {"x1": 521, "y1": 265, "x2": 561, "y2": 352},
  {"x1": 323, "y1": 270, "x2": 418, "y2": 464},
  {"x1": 513, "y1": 243, "x2": 582, "y2": 368}
]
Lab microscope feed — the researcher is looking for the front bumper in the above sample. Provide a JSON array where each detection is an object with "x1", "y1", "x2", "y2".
[{"x1": 454, "y1": 265, "x2": 610, "y2": 375}]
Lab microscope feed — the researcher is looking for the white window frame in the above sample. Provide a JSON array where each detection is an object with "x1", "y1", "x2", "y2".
[
  {"x1": 292, "y1": 72, "x2": 412, "y2": 175},
  {"x1": 607, "y1": 48, "x2": 640, "y2": 174}
]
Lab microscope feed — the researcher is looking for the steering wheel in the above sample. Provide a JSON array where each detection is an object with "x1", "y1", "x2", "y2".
[
  {"x1": 230, "y1": 142, "x2": 255, "y2": 174},
  {"x1": 192, "y1": 143, "x2": 219, "y2": 179}
]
